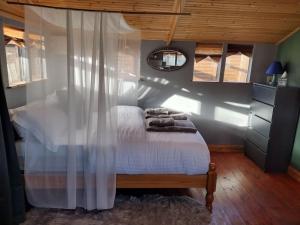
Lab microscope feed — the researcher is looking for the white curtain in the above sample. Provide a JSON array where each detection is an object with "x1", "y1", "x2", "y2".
[
  {"x1": 118, "y1": 31, "x2": 141, "y2": 106},
  {"x1": 23, "y1": 6, "x2": 140, "y2": 210}
]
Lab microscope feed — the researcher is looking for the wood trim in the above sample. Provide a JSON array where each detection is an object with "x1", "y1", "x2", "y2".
[
  {"x1": 117, "y1": 174, "x2": 207, "y2": 188},
  {"x1": 276, "y1": 27, "x2": 300, "y2": 45},
  {"x1": 166, "y1": 0, "x2": 184, "y2": 45},
  {"x1": 208, "y1": 144, "x2": 244, "y2": 153},
  {"x1": 288, "y1": 165, "x2": 300, "y2": 183}
]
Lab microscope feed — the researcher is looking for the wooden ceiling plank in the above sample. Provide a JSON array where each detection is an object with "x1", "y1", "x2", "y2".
[
  {"x1": 184, "y1": 0, "x2": 300, "y2": 14},
  {"x1": 6, "y1": 0, "x2": 190, "y2": 15},
  {"x1": 7, "y1": 0, "x2": 175, "y2": 12}
]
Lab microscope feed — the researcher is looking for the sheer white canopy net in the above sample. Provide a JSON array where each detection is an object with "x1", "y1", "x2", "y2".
[{"x1": 21, "y1": 6, "x2": 140, "y2": 210}]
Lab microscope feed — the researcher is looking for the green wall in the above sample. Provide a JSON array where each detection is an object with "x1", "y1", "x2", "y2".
[{"x1": 277, "y1": 30, "x2": 300, "y2": 170}]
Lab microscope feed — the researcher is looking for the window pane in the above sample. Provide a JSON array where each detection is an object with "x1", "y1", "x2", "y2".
[
  {"x1": 163, "y1": 52, "x2": 176, "y2": 66},
  {"x1": 3, "y1": 25, "x2": 29, "y2": 87},
  {"x1": 29, "y1": 37, "x2": 47, "y2": 81},
  {"x1": 193, "y1": 43, "x2": 223, "y2": 82},
  {"x1": 5, "y1": 45, "x2": 22, "y2": 85},
  {"x1": 223, "y1": 44, "x2": 253, "y2": 83},
  {"x1": 193, "y1": 56, "x2": 221, "y2": 82},
  {"x1": 176, "y1": 53, "x2": 185, "y2": 66}
]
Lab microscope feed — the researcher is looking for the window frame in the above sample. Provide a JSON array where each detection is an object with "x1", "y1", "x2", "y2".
[{"x1": 192, "y1": 43, "x2": 253, "y2": 84}]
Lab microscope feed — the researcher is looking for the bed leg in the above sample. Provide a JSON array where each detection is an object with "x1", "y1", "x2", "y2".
[{"x1": 205, "y1": 163, "x2": 217, "y2": 213}]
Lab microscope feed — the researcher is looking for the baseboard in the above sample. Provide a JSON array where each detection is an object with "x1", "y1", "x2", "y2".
[
  {"x1": 288, "y1": 166, "x2": 300, "y2": 183},
  {"x1": 208, "y1": 144, "x2": 244, "y2": 153}
]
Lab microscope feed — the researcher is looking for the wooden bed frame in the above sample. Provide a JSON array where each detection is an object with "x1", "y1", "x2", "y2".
[
  {"x1": 117, "y1": 163, "x2": 217, "y2": 212},
  {"x1": 24, "y1": 163, "x2": 217, "y2": 212}
]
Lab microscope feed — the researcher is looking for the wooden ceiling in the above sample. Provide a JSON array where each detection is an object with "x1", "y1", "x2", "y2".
[{"x1": 2, "y1": 0, "x2": 300, "y2": 44}]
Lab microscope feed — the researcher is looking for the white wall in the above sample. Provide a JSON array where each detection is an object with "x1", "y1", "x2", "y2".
[{"x1": 138, "y1": 40, "x2": 277, "y2": 144}]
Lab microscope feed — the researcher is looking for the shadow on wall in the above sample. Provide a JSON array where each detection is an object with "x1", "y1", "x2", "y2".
[
  {"x1": 138, "y1": 77, "x2": 251, "y2": 144},
  {"x1": 138, "y1": 40, "x2": 252, "y2": 145}
]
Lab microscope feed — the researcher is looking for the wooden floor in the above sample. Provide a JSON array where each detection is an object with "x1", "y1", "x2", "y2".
[{"x1": 118, "y1": 152, "x2": 300, "y2": 225}]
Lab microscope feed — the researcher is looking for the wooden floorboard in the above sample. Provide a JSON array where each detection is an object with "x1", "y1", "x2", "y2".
[
  {"x1": 118, "y1": 152, "x2": 300, "y2": 225},
  {"x1": 210, "y1": 153, "x2": 300, "y2": 225}
]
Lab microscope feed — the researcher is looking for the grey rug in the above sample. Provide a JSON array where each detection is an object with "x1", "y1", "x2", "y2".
[{"x1": 21, "y1": 195, "x2": 211, "y2": 225}]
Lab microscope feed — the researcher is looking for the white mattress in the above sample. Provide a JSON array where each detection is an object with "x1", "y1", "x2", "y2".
[{"x1": 14, "y1": 105, "x2": 210, "y2": 175}]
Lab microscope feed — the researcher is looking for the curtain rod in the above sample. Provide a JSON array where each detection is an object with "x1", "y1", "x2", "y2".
[{"x1": 7, "y1": 1, "x2": 191, "y2": 15}]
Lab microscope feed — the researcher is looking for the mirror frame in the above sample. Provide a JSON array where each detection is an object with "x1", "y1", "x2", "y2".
[{"x1": 147, "y1": 47, "x2": 188, "y2": 72}]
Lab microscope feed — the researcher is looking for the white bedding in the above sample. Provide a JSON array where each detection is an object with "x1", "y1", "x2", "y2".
[{"x1": 13, "y1": 105, "x2": 210, "y2": 175}]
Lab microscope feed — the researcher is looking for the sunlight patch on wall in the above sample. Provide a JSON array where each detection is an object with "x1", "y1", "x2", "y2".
[
  {"x1": 214, "y1": 106, "x2": 249, "y2": 127},
  {"x1": 181, "y1": 88, "x2": 191, "y2": 93},
  {"x1": 160, "y1": 78, "x2": 169, "y2": 85},
  {"x1": 224, "y1": 101, "x2": 250, "y2": 109},
  {"x1": 143, "y1": 76, "x2": 170, "y2": 85},
  {"x1": 153, "y1": 77, "x2": 159, "y2": 82},
  {"x1": 161, "y1": 94, "x2": 201, "y2": 115},
  {"x1": 138, "y1": 86, "x2": 152, "y2": 100}
]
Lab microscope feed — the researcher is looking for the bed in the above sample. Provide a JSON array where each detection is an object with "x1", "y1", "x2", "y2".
[{"x1": 11, "y1": 103, "x2": 217, "y2": 212}]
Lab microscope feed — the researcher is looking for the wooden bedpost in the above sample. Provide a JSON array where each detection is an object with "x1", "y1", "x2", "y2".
[{"x1": 206, "y1": 163, "x2": 217, "y2": 213}]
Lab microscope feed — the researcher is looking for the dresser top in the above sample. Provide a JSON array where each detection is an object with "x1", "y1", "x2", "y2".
[{"x1": 253, "y1": 83, "x2": 276, "y2": 89}]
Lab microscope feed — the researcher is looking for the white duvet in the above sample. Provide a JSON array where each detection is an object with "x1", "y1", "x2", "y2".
[{"x1": 12, "y1": 102, "x2": 210, "y2": 175}]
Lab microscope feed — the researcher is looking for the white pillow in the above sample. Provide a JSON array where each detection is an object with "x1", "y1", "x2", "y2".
[{"x1": 12, "y1": 96, "x2": 68, "y2": 152}]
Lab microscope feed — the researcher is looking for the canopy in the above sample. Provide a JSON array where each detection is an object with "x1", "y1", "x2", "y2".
[{"x1": 21, "y1": 6, "x2": 140, "y2": 210}]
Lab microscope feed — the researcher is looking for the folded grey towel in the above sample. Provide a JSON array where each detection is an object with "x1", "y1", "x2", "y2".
[
  {"x1": 169, "y1": 113, "x2": 187, "y2": 120},
  {"x1": 146, "y1": 119, "x2": 197, "y2": 133},
  {"x1": 145, "y1": 112, "x2": 187, "y2": 120},
  {"x1": 145, "y1": 108, "x2": 168, "y2": 115},
  {"x1": 146, "y1": 117, "x2": 175, "y2": 127},
  {"x1": 167, "y1": 109, "x2": 182, "y2": 115}
]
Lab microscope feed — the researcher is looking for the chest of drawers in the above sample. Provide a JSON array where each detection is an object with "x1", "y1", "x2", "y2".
[{"x1": 246, "y1": 83, "x2": 300, "y2": 172}]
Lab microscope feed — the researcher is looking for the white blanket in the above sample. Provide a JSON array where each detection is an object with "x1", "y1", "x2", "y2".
[{"x1": 13, "y1": 105, "x2": 210, "y2": 175}]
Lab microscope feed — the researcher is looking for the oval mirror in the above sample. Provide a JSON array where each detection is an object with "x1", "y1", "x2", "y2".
[{"x1": 147, "y1": 47, "x2": 188, "y2": 72}]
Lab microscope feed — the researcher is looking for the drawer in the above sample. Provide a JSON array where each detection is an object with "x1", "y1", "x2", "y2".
[
  {"x1": 253, "y1": 84, "x2": 276, "y2": 106},
  {"x1": 245, "y1": 140, "x2": 267, "y2": 170},
  {"x1": 251, "y1": 100, "x2": 273, "y2": 122},
  {"x1": 251, "y1": 115, "x2": 271, "y2": 138},
  {"x1": 246, "y1": 128, "x2": 269, "y2": 153}
]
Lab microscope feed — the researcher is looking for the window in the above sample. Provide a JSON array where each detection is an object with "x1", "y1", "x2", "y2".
[
  {"x1": 3, "y1": 25, "x2": 46, "y2": 87},
  {"x1": 4, "y1": 26, "x2": 28, "y2": 87},
  {"x1": 223, "y1": 44, "x2": 253, "y2": 83},
  {"x1": 193, "y1": 43, "x2": 253, "y2": 83},
  {"x1": 193, "y1": 43, "x2": 223, "y2": 82}
]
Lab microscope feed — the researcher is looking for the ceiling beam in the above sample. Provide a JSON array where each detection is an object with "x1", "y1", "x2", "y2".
[{"x1": 167, "y1": 0, "x2": 184, "y2": 45}]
